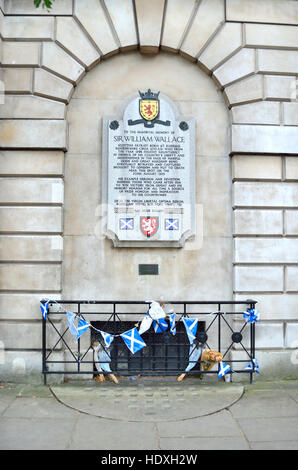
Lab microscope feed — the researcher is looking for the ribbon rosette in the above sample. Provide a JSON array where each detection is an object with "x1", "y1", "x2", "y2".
[{"x1": 243, "y1": 308, "x2": 260, "y2": 323}]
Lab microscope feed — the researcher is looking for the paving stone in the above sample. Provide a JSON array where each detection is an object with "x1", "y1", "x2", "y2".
[
  {"x1": 237, "y1": 416, "x2": 298, "y2": 442},
  {"x1": 0, "y1": 417, "x2": 76, "y2": 450},
  {"x1": 160, "y1": 436, "x2": 249, "y2": 450},
  {"x1": 250, "y1": 440, "x2": 298, "y2": 450},
  {"x1": 2, "y1": 396, "x2": 78, "y2": 419},
  {"x1": 229, "y1": 391, "x2": 298, "y2": 418}
]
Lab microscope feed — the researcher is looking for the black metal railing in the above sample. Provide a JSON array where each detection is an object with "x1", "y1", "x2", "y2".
[{"x1": 41, "y1": 300, "x2": 257, "y2": 385}]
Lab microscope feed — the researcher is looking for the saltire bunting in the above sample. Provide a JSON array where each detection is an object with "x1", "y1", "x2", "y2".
[
  {"x1": 67, "y1": 311, "x2": 78, "y2": 336},
  {"x1": 120, "y1": 328, "x2": 146, "y2": 354},
  {"x1": 185, "y1": 344, "x2": 202, "y2": 372},
  {"x1": 76, "y1": 317, "x2": 90, "y2": 341},
  {"x1": 245, "y1": 358, "x2": 260, "y2": 374},
  {"x1": 153, "y1": 318, "x2": 168, "y2": 333},
  {"x1": 40, "y1": 301, "x2": 49, "y2": 320},
  {"x1": 100, "y1": 330, "x2": 114, "y2": 348},
  {"x1": 138, "y1": 313, "x2": 153, "y2": 335},
  {"x1": 182, "y1": 317, "x2": 199, "y2": 344},
  {"x1": 169, "y1": 312, "x2": 176, "y2": 336},
  {"x1": 218, "y1": 361, "x2": 231, "y2": 379},
  {"x1": 243, "y1": 308, "x2": 260, "y2": 323}
]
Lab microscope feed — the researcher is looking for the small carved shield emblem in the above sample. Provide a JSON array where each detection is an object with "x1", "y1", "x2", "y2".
[
  {"x1": 140, "y1": 217, "x2": 159, "y2": 237},
  {"x1": 139, "y1": 99, "x2": 159, "y2": 121}
]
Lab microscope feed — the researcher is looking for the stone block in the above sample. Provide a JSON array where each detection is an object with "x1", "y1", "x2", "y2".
[
  {"x1": 230, "y1": 350, "x2": 298, "y2": 381},
  {"x1": 34, "y1": 69, "x2": 73, "y2": 103},
  {"x1": 0, "y1": 264, "x2": 62, "y2": 291},
  {"x1": 0, "y1": 350, "x2": 64, "y2": 384},
  {"x1": 233, "y1": 182, "x2": 298, "y2": 207},
  {"x1": 161, "y1": 0, "x2": 196, "y2": 52},
  {"x1": 286, "y1": 266, "x2": 298, "y2": 291},
  {"x1": 0, "y1": 206, "x2": 62, "y2": 233},
  {"x1": 135, "y1": 0, "x2": 165, "y2": 53},
  {"x1": 0, "y1": 120, "x2": 68, "y2": 150},
  {"x1": 234, "y1": 266, "x2": 284, "y2": 292},
  {"x1": 213, "y1": 48, "x2": 255, "y2": 87},
  {"x1": 0, "y1": 178, "x2": 63, "y2": 204},
  {"x1": 64, "y1": 153, "x2": 100, "y2": 236},
  {"x1": 104, "y1": 0, "x2": 138, "y2": 50},
  {"x1": 198, "y1": 23, "x2": 242, "y2": 72},
  {"x1": 285, "y1": 323, "x2": 298, "y2": 348},
  {"x1": 245, "y1": 23, "x2": 298, "y2": 49},
  {"x1": 2, "y1": 41, "x2": 40, "y2": 66},
  {"x1": 232, "y1": 101, "x2": 280, "y2": 125},
  {"x1": 0, "y1": 95, "x2": 65, "y2": 119},
  {"x1": 258, "y1": 49, "x2": 298, "y2": 75},
  {"x1": 233, "y1": 321, "x2": 284, "y2": 349},
  {"x1": 232, "y1": 155, "x2": 282, "y2": 180},
  {"x1": 1, "y1": 68, "x2": 32, "y2": 93},
  {"x1": 284, "y1": 102, "x2": 298, "y2": 125},
  {"x1": 3, "y1": 16, "x2": 54, "y2": 40},
  {"x1": 224, "y1": 74, "x2": 263, "y2": 106},
  {"x1": 56, "y1": 17, "x2": 100, "y2": 69},
  {"x1": 234, "y1": 293, "x2": 298, "y2": 320},
  {"x1": 285, "y1": 157, "x2": 298, "y2": 180},
  {"x1": 285, "y1": 210, "x2": 298, "y2": 235},
  {"x1": 42, "y1": 43, "x2": 85, "y2": 85},
  {"x1": 4, "y1": 0, "x2": 73, "y2": 15},
  {"x1": 0, "y1": 320, "x2": 62, "y2": 350},
  {"x1": 264, "y1": 75, "x2": 296, "y2": 100},
  {"x1": 232, "y1": 124, "x2": 298, "y2": 155},
  {"x1": 0, "y1": 150, "x2": 64, "y2": 176},
  {"x1": 226, "y1": 0, "x2": 298, "y2": 25},
  {"x1": 0, "y1": 293, "x2": 62, "y2": 321},
  {"x1": 74, "y1": 0, "x2": 118, "y2": 57},
  {"x1": 234, "y1": 210, "x2": 283, "y2": 235},
  {"x1": 234, "y1": 238, "x2": 298, "y2": 263},
  {"x1": 0, "y1": 236, "x2": 63, "y2": 262},
  {"x1": 180, "y1": 0, "x2": 224, "y2": 60}
]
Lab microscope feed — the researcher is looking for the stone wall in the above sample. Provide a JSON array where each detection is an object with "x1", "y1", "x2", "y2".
[{"x1": 0, "y1": 0, "x2": 298, "y2": 382}]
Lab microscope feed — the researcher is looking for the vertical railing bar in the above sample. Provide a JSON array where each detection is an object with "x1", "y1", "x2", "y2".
[
  {"x1": 42, "y1": 311, "x2": 47, "y2": 385},
  {"x1": 77, "y1": 302, "x2": 80, "y2": 373},
  {"x1": 218, "y1": 303, "x2": 221, "y2": 376}
]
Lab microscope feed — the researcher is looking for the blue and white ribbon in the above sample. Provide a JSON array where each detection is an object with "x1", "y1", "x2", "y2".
[
  {"x1": 243, "y1": 308, "x2": 260, "y2": 323},
  {"x1": 245, "y1": 358, "x2": 260, "y2": 374},
  {"x1": 218, "y1": 361, "x2": 231, "y2": 379}
]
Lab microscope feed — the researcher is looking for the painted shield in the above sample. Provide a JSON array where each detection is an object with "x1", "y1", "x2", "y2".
[
  {"x1": 140, "y1": 217, "x2": 159, "y2": 237},
  {"x1": 139, "y1": 99, "x2": 159, "y2": 121}
]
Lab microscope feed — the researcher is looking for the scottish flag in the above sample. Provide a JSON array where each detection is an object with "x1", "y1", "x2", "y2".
[
  {"x1": 245, "y1": 358, "x2": 260, "y2": 374},
  {"x1": 169, "y1": 312, "x2": 176, "y2": 336},
  {"x1": 67, "y1": 311, "x2": 77, "y2": 336},
  {"x1": 76, "y1": 317, "x2": 89, "y2": 341},
  {"x1": 165, "y1": 218, "x2": 179, "y2": 230},
  {"x1": 40, "y1": 301, "x2": 49, "y2": 320},
  {"x1": 153, "y1": 318, "x2": 168, "y2": 333},
  {"x1": 120, "y1": 328, "x2": 146, "y2": 354},
  {"x1": 182, "y1": 317, "x2": 198, "y2": 344},
  {"x1": 243, "y1": 308, "x2": 260, "y2": 323},
  {"x1": 120, "y1": 218, "x2": 134, "y2": 230},
  {"x1": 218, "y1": 361, "x2": 231, "y2": 379},
  {"x1": 100, "y1": 330, "x2": 114, "y2": 348}
]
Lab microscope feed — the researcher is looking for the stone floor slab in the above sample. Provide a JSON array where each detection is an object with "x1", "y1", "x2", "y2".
[
  {"x1": 0, "y1": 417, "x2": 77, "y2": 450},
  {"x1": 2, "y1": 396, "x2": 79, "y2": 419},
  {"x1": 157, "y1": 409, "x2": 240, "y2": 438},
  {"x1": 160, "y1": 436, "x2": 250, "y2": 450},
  {"x1": 250, "y1": 440, "x2": 298, "y2": 450},
  {"x1": 237, "y1": 417, "x2": 298, "y2": 442},
  {"x1": 51, "y1": 378, "x2": 244, "y2": 422},
  {"x1": 68, "y1": 413, "x2": 159, "y2": 450},
  {"x1": 229, "y1": 392, "x2": 298, "y2": 418}
]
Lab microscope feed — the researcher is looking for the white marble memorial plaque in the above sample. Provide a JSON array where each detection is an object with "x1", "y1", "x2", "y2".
[{"x1": 102, "y1": 90, "x2": 195, "y2": 247}]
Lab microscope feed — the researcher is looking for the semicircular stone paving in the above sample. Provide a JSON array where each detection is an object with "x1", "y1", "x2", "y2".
[{"x1": 51, "y1": 378, "x2": 244, "y2": 422}]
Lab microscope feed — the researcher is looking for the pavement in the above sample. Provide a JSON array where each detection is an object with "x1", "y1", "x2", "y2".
[{"x1": 0, "y1": 377, "x2": 298, "y2": 450}]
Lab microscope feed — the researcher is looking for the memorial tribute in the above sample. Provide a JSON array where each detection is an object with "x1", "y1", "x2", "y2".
[{"x1": 102, "y1": 90, "x2": 196, "y2": 247}]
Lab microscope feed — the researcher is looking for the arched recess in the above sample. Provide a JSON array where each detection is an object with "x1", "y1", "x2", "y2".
[{"x1": 63, "y1": 50, "x2": 232, "y2": 303}]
